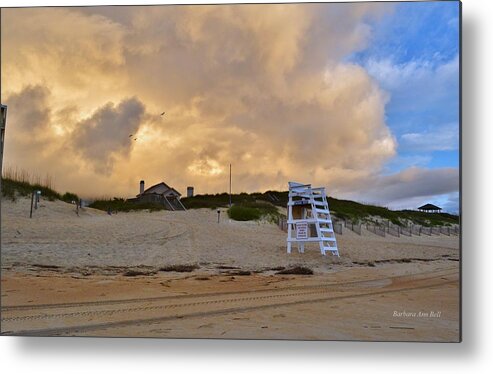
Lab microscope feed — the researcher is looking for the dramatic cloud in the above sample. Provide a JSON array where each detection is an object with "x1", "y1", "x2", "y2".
[
  {"x1": 1, "y1": 7, "x2": 127, "y2": 101},
  {"x1": 71, "y1": 98, "x2": 146, "y2": 175},
  {"x1": 2, "y1": 85, "x2": 55, "y2": 166},
  {"x1": 1, "y1": 3, "x2": 456, "y2": 210}
]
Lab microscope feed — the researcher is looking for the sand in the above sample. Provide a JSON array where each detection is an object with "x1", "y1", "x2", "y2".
[{"x1": 0, "y1": 197, "x2": 460, "y2": 341}]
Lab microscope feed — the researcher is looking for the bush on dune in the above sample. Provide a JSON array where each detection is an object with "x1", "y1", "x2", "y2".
[
  {"x1": 227, "y1": 205, "x2": 262, "y2": 221},
  {"x1": 88, "y1": 197, "x2": 166, "y2": 212},
  {"x1": 61, "y1": 192, "x2": 80, "y2": 203}
]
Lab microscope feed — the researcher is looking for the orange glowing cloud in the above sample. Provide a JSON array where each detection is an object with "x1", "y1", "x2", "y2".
[{"x1": 1, "y1": 3, "x2": 397, "y2": 198}]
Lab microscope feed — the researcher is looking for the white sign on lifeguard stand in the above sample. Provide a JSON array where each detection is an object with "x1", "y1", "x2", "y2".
[{"x1": 287, "y1": 181, "x2": 339, "y2": 256}]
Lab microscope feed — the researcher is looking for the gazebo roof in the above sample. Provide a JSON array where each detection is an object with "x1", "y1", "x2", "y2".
[{"x1": 418, "y1": 203, "x2": 442, "y2": 211}]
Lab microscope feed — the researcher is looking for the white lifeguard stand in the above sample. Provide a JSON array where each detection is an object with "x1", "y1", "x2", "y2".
[{"x1": 287, "y1": 182, "x2": 339, "y2": 256}]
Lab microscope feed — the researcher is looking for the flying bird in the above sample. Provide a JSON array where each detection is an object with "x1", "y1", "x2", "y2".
[
  {"x1": 160, "y1": 112, "x2": 165, "y2": 116},
  {"x1": 128, "y1": 134, "x2": 133, "y2": 137}
]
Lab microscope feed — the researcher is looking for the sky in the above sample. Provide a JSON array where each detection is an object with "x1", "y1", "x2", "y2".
[{"x1": 0, "y1": 1, "x2": 460, "y2": 212}]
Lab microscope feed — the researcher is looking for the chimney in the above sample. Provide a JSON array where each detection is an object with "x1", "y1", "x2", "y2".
[
  {"x1": 140, "y1": 180, "x2": 145, "y2": 195},
  {"x1": 187, "y1": 186, "x2": 194, "y2": 197}
]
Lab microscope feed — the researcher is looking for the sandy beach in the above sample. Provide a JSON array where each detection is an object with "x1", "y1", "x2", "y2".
[{"x1": 1, "y1": 197, "x2": 460, "y2": 341}]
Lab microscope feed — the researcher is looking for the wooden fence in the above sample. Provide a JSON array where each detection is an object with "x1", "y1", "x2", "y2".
[
  {"x1": 345, "y1": 220, "x2": 361, "y2": 235},
  {"x1": 333, "y1": 221, "x2": 343, "y2": 235},
  {"x1": 386, "y1": 225, "x2": 400, "y2": 237},
  {"x1": 411, "y1": 225, "x2": 421, "y2": 236},
  {"x1": 278, "y1": 216, "x2": 459, "y2": 239},
  {"x1": 400, "y1": 226, "x2": 412, "y2": 236},
  {"x1": 440, "y1": 226, "x2": 451, "y2": 236},
  {"x1": 366, "y1": 224, "x2": 386, "y2": 237},
  {"x1": 431, "y1": 227, "x2": 442, "y2": 235},
  {"x1": 420, "y1": 227, "x2": 432, "y2": 235},
  {"x1": 278, "y1": 216, "x2": 288, "y2": 232}
]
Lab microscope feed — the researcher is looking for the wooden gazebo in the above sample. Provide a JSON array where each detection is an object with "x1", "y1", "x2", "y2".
[{"x1": 418, "y1": 203, "x2": 442, "y2": 213}]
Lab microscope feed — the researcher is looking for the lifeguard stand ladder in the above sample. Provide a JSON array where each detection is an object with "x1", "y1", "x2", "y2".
[{"x1": 287, "y1": 182, "x2": 339, "y2": 256}]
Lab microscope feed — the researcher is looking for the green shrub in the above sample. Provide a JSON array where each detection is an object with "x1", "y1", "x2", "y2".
[
  {"x1": 88, "y1": 198, "x2": 166, "y2": 212},
  {"x1": 181, "y1": 193, "x2": 231, "y2": 209},
  {"x1": 61, "y1": 192, "x2": 79, "y2": 203},
  {"x1": 181, "y1": 191, "x2": 287, "y2": 209},
  {"x1": 228, "y1": 205, "x2": 261, "y2": 221}
]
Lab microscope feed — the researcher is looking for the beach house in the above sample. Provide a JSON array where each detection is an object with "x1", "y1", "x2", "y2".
[{"x1": 128, "y1": 180, "x2": 186, "y2": 211}]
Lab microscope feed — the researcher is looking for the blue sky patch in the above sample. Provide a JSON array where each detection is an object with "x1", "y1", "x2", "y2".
[{"x1": 348, "y1": 1, "x2": 460, "y2": 212}]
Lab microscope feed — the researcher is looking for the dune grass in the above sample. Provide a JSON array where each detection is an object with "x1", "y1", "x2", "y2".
[
  {"x1": 327, "y1": 197, "x2": 458, "y2": 227},
  {"x1": 227, "y1": 201, "x2": 280, "y2": 222},
  {"x1": 88, "y1": 198, "x2": 166, "y2": 212},
  {"x1": 181, "y1": 191, "x2": 285, "y2": 210},
  {"x1": 182, "y1": 190, "x2": 458, "y2": 226},
  {"x1": 1, "y1": 167, "x2": 79, "y2": 203},
  {"x1": 2, "y1": 167, "x2": 458, "y2": 227},
  {"x1": 227, "y1": 205, "x2": 262, "y2": 221}
]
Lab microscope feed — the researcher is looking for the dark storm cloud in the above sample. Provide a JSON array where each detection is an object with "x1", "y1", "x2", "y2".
[
  {"x1": 4, "y1": 85, "x2": 51, "y2": 133},
  {"x1": 71, "y1": 98, "x2": 146, "y2": 175},
  {"x1": 1, "y1": 85, "x2": 56, "y2": 169}
]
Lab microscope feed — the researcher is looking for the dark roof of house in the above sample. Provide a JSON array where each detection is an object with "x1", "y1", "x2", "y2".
[
  {"x1": 418, "y1": 203, "x2": 442, "y2": 211},
  {"x1": 139, "y1": 182, "x2": 181, "y2": 197},
  {"x1": 142, "y1": 182, "x2": 170, "y2": 194}
]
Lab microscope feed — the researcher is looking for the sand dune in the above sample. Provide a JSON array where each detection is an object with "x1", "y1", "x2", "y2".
[
  {"x1": 1, "y1": 197, "x2": 459, "y2": 275},
  {"x1": 2, "y1": 198, "x2": 459, "y2": 272}
]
